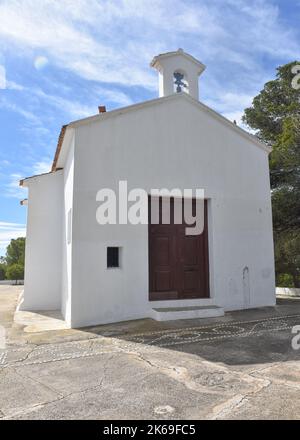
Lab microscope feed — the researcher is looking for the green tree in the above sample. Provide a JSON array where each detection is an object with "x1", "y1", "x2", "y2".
[
  {"x1": 6, "y1": 263, "x2": 24, "y2": 284},
  {"x1": 5, "y1": 237, "x2": 25, "y2": 266},
  {"x1": 0, "y1": 263, "x2": 6, "y2": 281},
  {"x1": 243, "y1": 61, "x2": 300, "y2": 287}
]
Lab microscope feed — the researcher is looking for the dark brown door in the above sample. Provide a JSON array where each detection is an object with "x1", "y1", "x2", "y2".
[{"x1": 149, "y1": 198, "x2": 210, "y2": 301}]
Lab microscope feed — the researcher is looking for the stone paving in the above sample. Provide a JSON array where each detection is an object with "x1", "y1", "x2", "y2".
[{"x1": 0, "y1": 286, "x2": 300, "y2": 420}]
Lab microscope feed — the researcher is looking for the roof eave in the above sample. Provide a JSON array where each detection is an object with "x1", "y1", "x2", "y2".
[
  {"x1": 19, "y1": 169, "x2": 63, "y2": 187},
  {"x1": 51, "y1": 125, "x2": 68, "y2": 171},
  {"x1": 182, "y1": 93, "x2": 272, "y2": 154},
  {"x1": 150, "y1": 51, "x2": 206, "y2": 75}
]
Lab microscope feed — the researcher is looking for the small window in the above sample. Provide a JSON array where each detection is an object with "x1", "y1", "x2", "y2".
[{"x1": 107, "y1": 247, "x2": 120, "y2": 268}]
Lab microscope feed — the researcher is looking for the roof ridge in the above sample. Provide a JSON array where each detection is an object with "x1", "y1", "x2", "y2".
[{"x1": 44, "y1": 92, "x2": 270, "y2": 174}]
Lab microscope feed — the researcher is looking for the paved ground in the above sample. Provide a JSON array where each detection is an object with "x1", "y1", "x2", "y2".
[{"x1": 0, "y1": 285, "x2": 300, "y2": 420}]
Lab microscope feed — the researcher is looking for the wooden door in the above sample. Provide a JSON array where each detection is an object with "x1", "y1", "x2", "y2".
[{"x1": 149, "y1": 197, "x2": 210, "y2": 301}]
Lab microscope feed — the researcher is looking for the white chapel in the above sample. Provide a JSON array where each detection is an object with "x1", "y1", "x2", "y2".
[{"x1": 20, "y1": 49, "x2": 276, "y2": 327}]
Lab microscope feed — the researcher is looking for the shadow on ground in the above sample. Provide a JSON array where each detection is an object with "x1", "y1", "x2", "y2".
[
  {"x1": 2, "y1": 285, "x2": 300, "y2": 368},
  {"x1": 78, "y1": 298, "x2": 300, "y2": 367}
]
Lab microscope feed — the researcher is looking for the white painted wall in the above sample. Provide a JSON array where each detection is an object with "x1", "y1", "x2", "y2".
[
  {"x1": 21, "y1": 171, "x2": 63, "y2": 311},
  {"x1": 61, "y1": 136, "x2": 74, "y2": 324},
  {"x1": 69, "y1": 94, "x2": 275, "y2": 327}
]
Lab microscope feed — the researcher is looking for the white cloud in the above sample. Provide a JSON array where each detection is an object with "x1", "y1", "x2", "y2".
[
  {"x1": 33, "y1": 88, "x2": 96, "y2": 119},
  {"x1": 6, "y1": 80, "x2": 24, "y2": 91},
  {"x1": 0, "y1": 0, "x2": 298, "y2": 123},
  {"x1": 204, "y1": 90, "x2": 255, "y2": 127},
  {"x1": 0, "y1": 0, "x2": 298, "y2": 87},
  {"x1": 0, "y1": 0, "x2": 157, "y2": 88},
  {"x1": 0, "y1": 64, "x2": 6, "y2": 89},
  {"x1": 0, "y1": 96, "x2": 41, "y2": 125},
  {"x1": 32, "y1": 159, "x2": 52, "y2": 175},
  {"x1": 4, "y1": 173, "x2": 27, "y2": 199},
  {"x1": 0, "y1": 221, "x2": 24, "y2": 228},
  {"x1": 3, "y1": 162, "x2": 52, "y2": 201},
  {"x1": 0, "y1": 159, "x2": 10, "y2": 167},
  {"x1": 94, "y1": 87, "x2": 133, "y2": 107},
  {"x1": 5, "y1": 80, "x2": 132, "y2": 120},
  {"x1": 0, "y1": 221, "x2": 26, "y2": 256}
]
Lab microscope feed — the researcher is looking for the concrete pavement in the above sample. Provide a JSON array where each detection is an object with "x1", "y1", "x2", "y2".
[{"x1": 0, "y1": 285, "x2": 299, "y2": 419}]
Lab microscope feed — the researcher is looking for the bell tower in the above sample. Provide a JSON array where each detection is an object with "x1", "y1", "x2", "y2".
[{"x1": 150, "y1": 48, "x2": 206, "y2": 101}]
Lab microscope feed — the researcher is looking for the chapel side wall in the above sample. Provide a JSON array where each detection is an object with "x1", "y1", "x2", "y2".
[{"x1": 22, "y1": 171, "x2": 63, "y2": 311}]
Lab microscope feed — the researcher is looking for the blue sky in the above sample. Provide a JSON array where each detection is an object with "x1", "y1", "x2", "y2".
[{"x1": 0, "y1": 0, "x2": 299, "y2": 255}]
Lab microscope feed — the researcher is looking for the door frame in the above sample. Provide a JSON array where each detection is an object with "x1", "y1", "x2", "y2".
[{"x1": 148, "y1": 196, "x2": 210, "y2": 301}]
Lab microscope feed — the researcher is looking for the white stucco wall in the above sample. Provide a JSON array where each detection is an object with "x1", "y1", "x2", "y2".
[
  {"x1": 61, "y1": 137, "x2": 74, "y2": 324},
  {"x1": 22, "y1": 171, "x2": 63, "y2": 311},
  {"x1": 69, "y1": 94, "x2": 275, "y2": 327}
]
